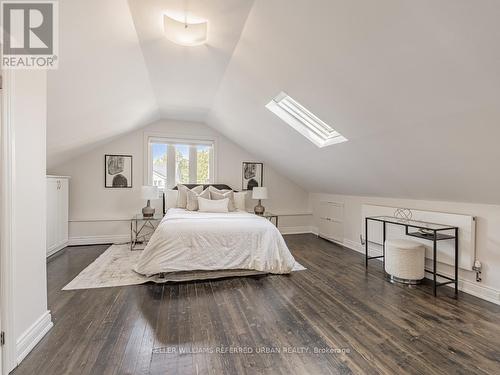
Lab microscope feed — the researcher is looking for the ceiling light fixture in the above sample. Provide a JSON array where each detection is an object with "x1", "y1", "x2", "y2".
[
  {"x1": 266, "y1": 92, "x2": 347, "y2": 148},
  {"x1": 163, "y1": 1, "x2": 207, "y2": 47}
]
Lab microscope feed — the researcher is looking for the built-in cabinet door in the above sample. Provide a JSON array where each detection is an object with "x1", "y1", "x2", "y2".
[
  {"x1": 318, "y1": 201, "x2": 344, "y2": 243},
  {"x1": 46, "y1": 178, "x2": 58, "y2": 253},
  {"x1": 58, "y1": 178, "x2": 69, "y2": 245},
  {"x1": 319, "y1": 217, "x2": 343, "y2": 242},
  {"x1": 46, "y1": 177, "x2": 69, "y2": 256}
]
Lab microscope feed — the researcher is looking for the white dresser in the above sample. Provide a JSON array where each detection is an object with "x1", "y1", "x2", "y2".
[
  {"x1": 317, "y1": 201, "x2": 344, "y2": 244},
  {"x1": 46, "y1": 175, "x2": 70, "y2": 256}
]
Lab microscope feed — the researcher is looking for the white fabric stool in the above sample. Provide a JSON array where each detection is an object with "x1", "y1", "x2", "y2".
[{"x1": 385, "y1": 239, "x2": 425, "y2": 284}]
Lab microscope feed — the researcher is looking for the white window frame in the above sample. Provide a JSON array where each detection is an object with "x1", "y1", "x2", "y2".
[{"x1": 143, "y1": 132, "x2": 217, "y2": 189}]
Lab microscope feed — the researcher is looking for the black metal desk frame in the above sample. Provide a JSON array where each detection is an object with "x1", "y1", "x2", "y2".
[{"x1": 365, "y1": 216, "x2": 459, "y2": 297}]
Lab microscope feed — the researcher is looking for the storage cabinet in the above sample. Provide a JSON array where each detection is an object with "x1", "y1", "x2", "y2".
[
  {"x1": 318, "y1": 201, "x2": 344, "y2": 244},
  {"x1": 46, "y1": 176, "x2": 70, "y2": 256}
]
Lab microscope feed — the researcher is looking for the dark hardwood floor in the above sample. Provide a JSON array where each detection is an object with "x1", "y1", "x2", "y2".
[{"x1": 12, "y1": 234, "x2": 500, "y2": 375}]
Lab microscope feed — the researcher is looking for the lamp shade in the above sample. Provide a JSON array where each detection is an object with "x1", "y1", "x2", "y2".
[
  {"x1": 141, "y1": 185, "x2": 158, "y2": 200},
  {"x1": 252, "y1": 187, "x2": 268, "y2": 200},
  {"x1": 164, "y1": 14, "x2": 208, "y2": 47}
]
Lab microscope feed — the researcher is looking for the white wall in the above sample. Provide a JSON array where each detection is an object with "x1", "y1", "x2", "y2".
[
  {"x1": 310, "y1": 193, "x2": 500, "y2": 305},
  {"x1": 2, "y1": 70, "x2": 52, "y2": 370},
  {"x1": 49, "y1": 119, "x2": 312, "y2": 243}
]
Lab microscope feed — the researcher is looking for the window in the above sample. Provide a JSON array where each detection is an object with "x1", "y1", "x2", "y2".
[
  {"x1": 147, "y1": 137, "x2": 215, "y2": 189},
  {"x1": 265, "y1": 91, "x2": 347, "y2": 148}
]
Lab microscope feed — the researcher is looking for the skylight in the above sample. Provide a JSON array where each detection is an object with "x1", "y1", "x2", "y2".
[{"x1": 265, "y1": 92, "x2": 347, "y2": 148}]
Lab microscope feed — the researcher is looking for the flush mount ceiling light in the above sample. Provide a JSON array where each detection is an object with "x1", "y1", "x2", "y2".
[
  {"x1": 266, "y1": 91, "x2": 347, "y2": 148},
  {"x1": 163, "y1": 10, "x2": 208, "y2": 47}
]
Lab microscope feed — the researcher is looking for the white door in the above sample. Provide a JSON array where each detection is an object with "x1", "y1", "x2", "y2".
[{"x1": 46, "y1": 178, "x2": 58, "y2": 253}]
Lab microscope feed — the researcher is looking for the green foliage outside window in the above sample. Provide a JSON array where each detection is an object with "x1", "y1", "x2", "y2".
[
  {"x1": 176, "y1": 150, "x2": 189, "y2": 183},
  {"x1": 197, "y1": 149, "x2": 210, "y2": 183}
]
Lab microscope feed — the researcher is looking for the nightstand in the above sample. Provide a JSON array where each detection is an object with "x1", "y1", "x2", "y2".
[
  {"x1": 130, "y1": 214, "x2": 162, "y2": 251},
  {"x1": 262, "y1": 212, "x2": 278, "y2": 228}
]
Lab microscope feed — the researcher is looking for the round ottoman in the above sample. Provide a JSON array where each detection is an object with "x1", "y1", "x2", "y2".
[{"x1": 384, "y1": 239, "x2": 425, "y2": 284}]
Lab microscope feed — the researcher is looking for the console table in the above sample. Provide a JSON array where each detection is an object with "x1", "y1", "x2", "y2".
[{"x1": 365, "y1": 216, "x2": 459, "y2": 297}]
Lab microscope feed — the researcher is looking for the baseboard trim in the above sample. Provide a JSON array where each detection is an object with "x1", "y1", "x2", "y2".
[
  {"x1": 455, "y1": 278, "x2": 500, "y2": 305},
  {"x1": 342, "y1": 239, "x2": 500, "y2": 305},
  {"x1": 280, "y1": 226, "x2": 315, "y2": 235},
  {"x1": 68, "y1": 234, "x2": 129, "y2": 246},
  {"x1": 46, "y1": 241, "x2": 68, "y2": 257},
  {"x1": 16, "y1": 311, "x2": 53, "y2": 365},
  {"x1": 344, "y1": 239, "x2": 380, "y2": 255}
]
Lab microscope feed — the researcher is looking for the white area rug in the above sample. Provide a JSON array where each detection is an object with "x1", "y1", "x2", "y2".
[{"x1": 63, "y1": 244, "x2": 306, "y2": 290}]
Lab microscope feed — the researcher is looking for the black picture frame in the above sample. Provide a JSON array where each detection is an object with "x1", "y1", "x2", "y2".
[
  {"x1": 242, "y1": 162, "x2": 263, "y2": 191},
  {"x1": 104, "y1": 154, "x2": 133, "y2": 188}
]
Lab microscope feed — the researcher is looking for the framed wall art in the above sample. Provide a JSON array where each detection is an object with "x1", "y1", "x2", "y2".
[
  {"x1": 105, "y1": 154, "x2": 132, "y2": 188},
  {"x1": 242, "y1": 162, "x2": 263, "y2": 191}
]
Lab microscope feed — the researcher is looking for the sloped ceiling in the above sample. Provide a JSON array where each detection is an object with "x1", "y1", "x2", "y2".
[
  {"x1": 47, "y1": 0, "x2": 159, "y2": 167},
  {"x1": 208, "y1": 0, "x2": 500, "y2": 203},
  {"x1": 48, "y1": 0, "x2": 500, "y2": 203}
]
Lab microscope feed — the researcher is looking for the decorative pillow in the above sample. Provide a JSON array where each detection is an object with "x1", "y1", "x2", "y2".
[
  {"x1": 198, "y1": 197, "x2": 229, "y2": 213},
  {"x1": 165, "y1": 189, "x2": 179, "y2": 210},
  {"x1": 186, "y1": 188, "x2": 210, "y2": 211},
  {"x1": 233, "y1": 191, "x2": 247, "y2": 211},
  {"x1": 208, "y1": 185, "x2": 230, "y2": 194},
  {"x1": 176, "y1": 185, "x2": 203, "y2": 208},
  {"x1": 209, "y1": 188, "x2": 235, "y2": 211}
]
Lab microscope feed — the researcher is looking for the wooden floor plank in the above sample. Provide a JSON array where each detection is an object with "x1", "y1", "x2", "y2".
[{"x1": 11, "y1": 235, "x2": 500, "y2": 375}]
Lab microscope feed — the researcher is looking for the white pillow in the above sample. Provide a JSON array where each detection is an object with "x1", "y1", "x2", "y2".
[
  {"x1": 165, "y1": 189, "x2": 179, "y2": 210},
  {"x1": 186, "y1": 188, "x2": 210, "y2": 211},
  {"x1": 233, "y1": 191, "x2": 247, "y2": 211},
  {"x1": 176, "y1": 185, "x2": 203, "y2": 208},
  {"x1": 210, "y1": 189, "x2": 235, "y2": 211},
  {"x1": 198, "y1": 197, "x2": 229, "y2": 213}
]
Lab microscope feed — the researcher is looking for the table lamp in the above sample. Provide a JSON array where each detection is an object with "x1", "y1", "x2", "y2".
[
  {"x1": 141, "y1": 185, "x2": 158, "y2": 217},
  {"x1": 252, "y1": 187, "x2": 268, "y2": 215}
]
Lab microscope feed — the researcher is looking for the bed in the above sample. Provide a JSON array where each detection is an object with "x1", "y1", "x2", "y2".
[{"x1": 133, "y1": 185, "x2": 303, "y2": 278}]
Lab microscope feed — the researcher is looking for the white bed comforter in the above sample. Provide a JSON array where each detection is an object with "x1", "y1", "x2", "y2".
[{"x1": 134, "y1": 208, "x2": 298, "y2": 276}]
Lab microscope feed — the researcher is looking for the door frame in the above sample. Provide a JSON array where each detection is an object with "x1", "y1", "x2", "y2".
[{"x1": 1, "y1": 68, "x2": 16, "y2": 374}]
